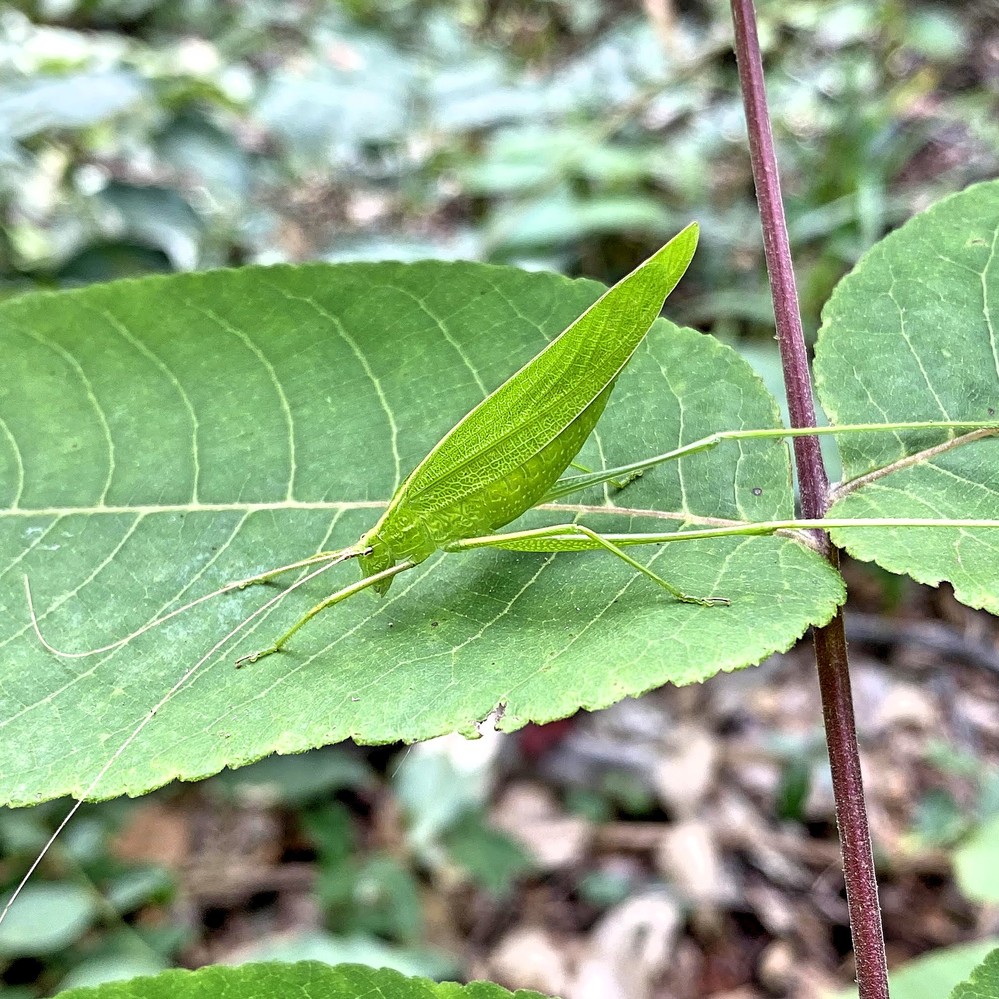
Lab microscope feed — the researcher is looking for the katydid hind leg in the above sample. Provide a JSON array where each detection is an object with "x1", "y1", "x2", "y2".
[{"x1": 565, "y1": 524, "x2": 729, "y2": 606}]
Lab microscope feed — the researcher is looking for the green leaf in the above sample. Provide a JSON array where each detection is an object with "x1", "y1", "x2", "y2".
[
  {"x1": 954, "y1": 814, "x2": 999, "y2": 905},
  {"x1": 0, "y1": 884, "x2": 97, "y2": 956},
  {"x1": 831, "y1": 939, "x2": 999, "y2": 999},
  {"x1": 0, "y1": 72, "x2": 146, "y2": 142},
  {"x1": 950, "y1": 947, "x2": 999, "y2": 999},
  {"x1": 52, "y1": 962, "x2": 555, "y2": 999},
  {"x1": 0, "y1": 259, "x2": 842, "y2": 806},
  {"x1": 815, "y1": 180, "x2": 999, "y2": 613}
]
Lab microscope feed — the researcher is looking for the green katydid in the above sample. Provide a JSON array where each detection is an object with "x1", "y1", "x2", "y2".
[
  {"x1": 28, "y1": 223, "x2": 722, "y2": 667},
  {"x1": 233, "y1": 222, "x2": 723, "y2": 664},
  {"x1": 7, "y1": 222, "x2": 999, "y2": 934},
  {"x1": 26, "y1": 220, "x2": 999, "y2": 671}
]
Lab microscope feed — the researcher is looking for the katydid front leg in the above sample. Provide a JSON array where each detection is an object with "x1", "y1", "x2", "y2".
[
  {"x1": 234, "y1": 560, "x2": 416, "y2": 666},
  {"x1": 545, "y1": 420, "x2": 999, "y2": 502}
]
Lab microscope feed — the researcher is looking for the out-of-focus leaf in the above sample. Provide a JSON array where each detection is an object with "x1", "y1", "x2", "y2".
[
  {"x1": 318, "y1": 856, "x2": 424, "y2": 943},
  {"x1": 459, "y1": 127, "x2": 656, "y2": 196},
  {"x1": 954, "y1": 815, "x2": 999, "y2": 905},
  {"x1": 255, "y1": 32, "x2": 416, "y2": 162},
  {"x1": 0, "y1": 71, "x2": 146, "y2": 142},
  {"x1": 57, "y1": 953, "x2": 170, "y2": 994},
  {"x1": 210, "y1": 747, "x2": 373, "y2": 806},
  {"x1": 156, "y1": 114, "x2": 253, "y2": 211},
  {"x1": 442, "y1": 813, "x2": 533, "y2": 895},
  {"x1": 104, "y1": 867, "x2": 173, "y2": 914},
  {"x1": 489, "y1": 193, "x2": 678, "y2": 252},
  {"x1": 0, "y1": 884, "x2": 98, "y2": 956},
  {"x1": 322, "y1": 234, "x2": 483, "y2": 264},
  {"x1": 93, "y1": 184, "x2": 203, "y2": 270},
  {"x1": 905, "y1": 9, "x2": 967, "y2": 61},
  {"x1": 832, "y1": 939, "x2": 999, "y2": 999},
  {"x1": 231, "y1": 938, "x2": 457, "y2": 981},
  {"x1": 57, "y1": 244, "x2": 173, "y2": 285}
]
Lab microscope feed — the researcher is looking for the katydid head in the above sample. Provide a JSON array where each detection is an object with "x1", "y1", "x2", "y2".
[{"x1": 357, "y1": 529, "x2": 398, "y2": 594}]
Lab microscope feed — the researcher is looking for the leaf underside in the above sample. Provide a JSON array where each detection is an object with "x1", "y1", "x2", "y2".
[
  {"x1": 816, "y1": 180, "x2": 999, "y2": 613},
  {"x1": 2, "y1": 258, "x2": 842, "y2": 805}
]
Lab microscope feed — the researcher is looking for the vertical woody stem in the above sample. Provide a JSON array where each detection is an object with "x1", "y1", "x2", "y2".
[{"x1": 728, "y1": 1, "x2": 889, "y2": 997}]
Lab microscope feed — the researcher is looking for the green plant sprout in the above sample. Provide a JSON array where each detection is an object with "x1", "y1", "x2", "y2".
[{"x1": 5, "y1": 223, "x2": 999, "y2": 936}]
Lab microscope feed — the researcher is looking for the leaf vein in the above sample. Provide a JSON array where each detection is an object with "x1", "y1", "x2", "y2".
[
  {"x1": 185, "y1": 300, "x2": 298, "y2": 502},
  {"x1": 0, "y1": 414, "x2": 25, "y2": 510},
  {"x1": 257, "y1": 279, "x2": 402, "y2": 489},
  {"x1": 886, "y1": 266, "x2": 950, "y2": 420},
  {"x1": 92, "y1": 304, "x2": 203, "y2": 504},
  {"x1": 17, "y1": 324, "x2": 117, "y2": 504}
]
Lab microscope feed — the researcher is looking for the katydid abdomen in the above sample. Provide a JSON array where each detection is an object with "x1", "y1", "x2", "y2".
[
  {"x1": 354, "y1": 224, "x2": 701, "y2": 594},
  {"x1": 358, "y1": 381, "x2": 614, "y2": 585}
]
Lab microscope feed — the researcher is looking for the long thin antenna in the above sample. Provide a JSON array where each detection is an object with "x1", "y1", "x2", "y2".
[
  {"x1": 24, "y1": 549, "x2": 363, "y2": 659},
  {"x1": 0, "y1": 555, "x2": 342, "y2": 929}
]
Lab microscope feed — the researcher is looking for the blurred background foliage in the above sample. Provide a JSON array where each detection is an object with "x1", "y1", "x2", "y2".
[
  {"x1": 4, "y1": 0, "x2": 999, "y2": 995},
  {"x1": 2, "y1": 0, "x2": 998, "y2": 340}
]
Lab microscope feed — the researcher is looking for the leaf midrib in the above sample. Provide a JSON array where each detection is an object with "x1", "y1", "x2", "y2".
[{"x1": 0, "y1": 499, "x2": 731, "y2": 525}]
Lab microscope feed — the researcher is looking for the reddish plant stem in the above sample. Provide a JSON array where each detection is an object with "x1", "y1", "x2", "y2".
[{"x1": 728, "y1": 2, "x2": 889, "y2": 997}]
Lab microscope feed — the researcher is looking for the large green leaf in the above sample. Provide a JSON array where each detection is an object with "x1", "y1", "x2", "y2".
[
  {"x1": 815, "y1": 180, "x2": 999, "y2": 612},
  {"x1": 53, "y1": 962, "x2": 553, "y2": 999},
  {"x1": 0, "y1": 260, "x2": 842, "y2": 805}
]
